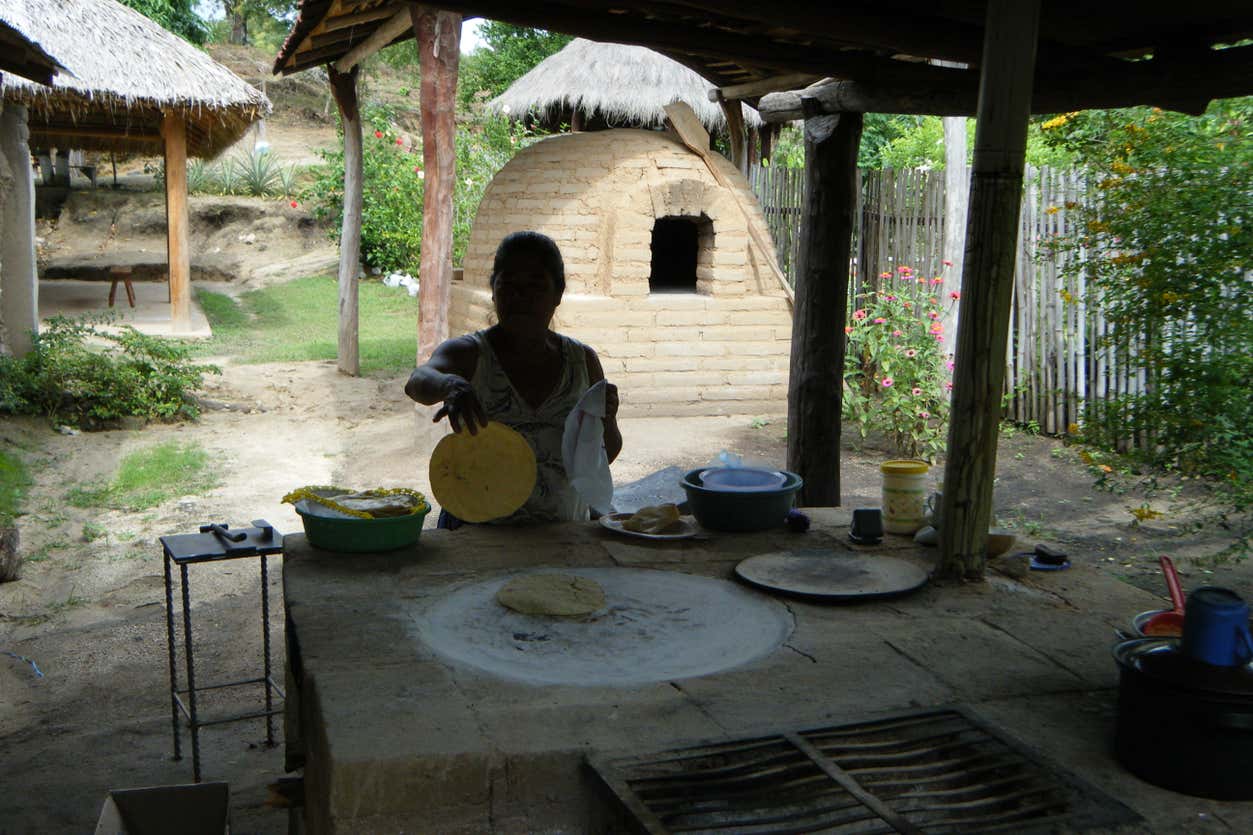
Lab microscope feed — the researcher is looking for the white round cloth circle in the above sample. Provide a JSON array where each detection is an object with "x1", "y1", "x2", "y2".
[{"x1": 414, "y1": 567, "x2": 794, "y2": 687}]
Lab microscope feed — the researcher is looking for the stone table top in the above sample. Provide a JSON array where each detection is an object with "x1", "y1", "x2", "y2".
[{"x1": 282, "y1": 509, "x2": 1161, "y2": 834}]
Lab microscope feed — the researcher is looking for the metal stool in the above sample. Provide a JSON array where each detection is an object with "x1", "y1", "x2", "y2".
[{"x1": 160, "y1": 520, "x2": 284, "y2": 782}]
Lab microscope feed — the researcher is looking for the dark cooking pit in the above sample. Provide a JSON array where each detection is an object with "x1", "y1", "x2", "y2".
[{"x1": 1115, "y1": 637, "x2": 1253, "y2": 800}]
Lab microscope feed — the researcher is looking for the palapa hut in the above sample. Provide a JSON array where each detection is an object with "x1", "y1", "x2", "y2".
[
  {"x1": 488, "y1": 38, "x2": 770, "y2": 167},
  {"x1": 451, "y1": 124, "x2": 792, "y2": 418},
  {"x1": 0, "y1": 0, "x2": 269, "y2": 351}
]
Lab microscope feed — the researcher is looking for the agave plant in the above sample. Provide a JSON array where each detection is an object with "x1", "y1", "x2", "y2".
[
  {"x1": 232, "y1": 149, "x2": 283, "y2": 197},
  {"x1": 186, "y1": 159, "x2": 212, "y2": 194},
  {"x1": 277, "y1": 163, "x2": 301, "y2": 198}
]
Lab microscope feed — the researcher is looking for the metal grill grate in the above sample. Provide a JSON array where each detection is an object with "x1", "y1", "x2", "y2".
[{"x1": 588, "y1": 707, "x2": 1140, "y2": 834}]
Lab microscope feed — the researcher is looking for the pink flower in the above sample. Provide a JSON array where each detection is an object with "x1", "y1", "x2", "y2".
[
  {"x1": 290, "y1": 200, "x2": 298, "y2": 208},
  {"x1": 931, "y1": 277, "x2": 944, "y2": 285},
  {"x1": 946, "y1": 360, "x2": 955, "y2": 371},
  {"x1": 934, "y1": 334, "x2": 945, "y2": 343},
  {"x1": 928, "y1": 297, "x2": 939, "y2": 304},
  {"x1": 930, "y1": 322, "x2": 944, "y2": 333},
  {"x1": 918, "y1": 411, "x2": 931, "y2": 419},
  {"x1": 374, "y1": 130, "x2": 383, "y2": 139},
  {"x1": 881, "y1": 377, "x2": 894, "y2": 388},
  {"x1": 892, "y1": 329, "x2": 903, "y2": 337},
  {"x1": 950, "y1": 291, "x2": 961, "y2": 300},
  {"x1": 844, "y1": 326, "x2": 853, "y2": 334},
  {"x1": 396, "y1": 137, "x2": 404, "y2": 146},
  {"x1": 945, "y1": 381, "x2": 954, "y2": 390},
  {"x1": 885, "y1": 294, "x2": 897, "y2": 301},
  {"x1": 942, "y1": 259, "x2": 954, "y2": 267},
  {"x1": 928, "y1": 311, "x2": 939, "y2": 320},
  {"x1": 917, "y1": 277, "x2": 927, "y2": 284},
  {"x1": 413, "y1": 166, "x2": 421, "y2": 173},
  {"x1": 879, "y1": 271, "x2": 892, "y2": 279},
  {"x1": 873, "y1": 317, "x2": 886, "y2": 324},
  {"x1": 904, "y1": 349, "x2": 917, "y2": 358},
  {"x1": 911, "y1": 387, "x2": 923, "y2": 396},
  {"x1": 903, "y1": 302, "x2": 912, "y2": 310},
  {"x1": 852, "y1": 309, "x2": 867, "y2": 321},
  {"x1": 896, "y1": 266, "x2": 911, "y2": 274}
]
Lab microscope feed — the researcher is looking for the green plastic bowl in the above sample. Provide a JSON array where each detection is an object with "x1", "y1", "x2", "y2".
[
  {"x1": 681, "y1": 468, "x2": 803, "y2": 532},
  {"x1": 296, "y1": 504, "x2": 430, "y2": 553}
]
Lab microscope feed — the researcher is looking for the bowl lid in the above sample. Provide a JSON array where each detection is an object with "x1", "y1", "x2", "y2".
[{"x1": 880, "y1": 459, "x2": 930, "y2": 475}]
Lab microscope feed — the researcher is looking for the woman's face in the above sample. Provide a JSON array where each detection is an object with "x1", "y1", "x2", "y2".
[{"x1": 491, "y1": 251, "x2": 561, "y2": 334}]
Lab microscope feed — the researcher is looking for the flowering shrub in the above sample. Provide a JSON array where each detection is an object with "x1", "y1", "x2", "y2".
[{"x1": 843, "y1": 264, "x2": 956, "y2": 460}]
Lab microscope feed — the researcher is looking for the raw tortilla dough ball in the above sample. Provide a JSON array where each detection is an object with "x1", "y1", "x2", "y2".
[
  {"x1": 496, "y1": 574, "x2": 607, "y2": 617},
  {"x1": 430, "y1": 422, "x2": 537, "y2": 523}
]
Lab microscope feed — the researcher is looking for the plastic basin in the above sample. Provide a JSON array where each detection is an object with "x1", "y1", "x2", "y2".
[
  {"x1": 681, "y1": 468, "x2": 803, "y2": 532},
  {"x1": 296, "y1": 505, "x2": 430, "y2": 553},
  {"x1": 699, "y1": 467, "x2": 788, "y2": 492}
]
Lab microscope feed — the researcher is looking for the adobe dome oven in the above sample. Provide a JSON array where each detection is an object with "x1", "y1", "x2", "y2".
[{"x1": 450, "y1": 129, "x2": 792, "y2": 418}]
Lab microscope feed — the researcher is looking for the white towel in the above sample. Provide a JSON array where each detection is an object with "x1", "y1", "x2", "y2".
[{"x1": 561, "y1": 380, "x2": 614, "y2": 515}]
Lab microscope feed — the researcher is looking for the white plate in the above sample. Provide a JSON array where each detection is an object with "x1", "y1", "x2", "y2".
[{"x1": 599, "y1": 513, "x2": 700, "y2": 540}]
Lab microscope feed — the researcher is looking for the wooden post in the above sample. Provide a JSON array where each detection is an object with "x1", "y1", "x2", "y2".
[
  {"x1": 938, "y1": 0, "x2": 1040, "y2": 580},
  {"x1": 412, "y1": 5, "x2": 462, "y2": 363},
  {"x1": 330, "y1": 65, "x2": 361, "y2": 377},
  {"x1": 719, "y1": 99, "x2": 746, "y2": 173},
  {"x1": 0, "y1": 104, "x2": 38, "y2": 357},
  {"x1": 786, "y1": 112, "x2": 864, "y2": 507},
  {"x1": 942, "y1": 118, "x2": 967, "y2": 339},
  {"x1": 161, "y1": 113, "x2": 191, "y2": 332}
]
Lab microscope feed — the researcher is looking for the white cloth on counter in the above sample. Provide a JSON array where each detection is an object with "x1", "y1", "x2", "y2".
[{"x1": 561, "y1": 379, "x2": 614, "y2": 515}]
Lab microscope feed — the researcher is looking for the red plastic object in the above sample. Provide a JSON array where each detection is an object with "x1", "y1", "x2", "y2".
[{"x1": 1143, "y1": 556, "x2": 1185, "y2": 637}]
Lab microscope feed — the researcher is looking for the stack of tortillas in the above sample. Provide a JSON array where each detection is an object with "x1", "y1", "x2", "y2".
[{"x1": 429, "y1": 422, "x2": 537, "y2": 522}]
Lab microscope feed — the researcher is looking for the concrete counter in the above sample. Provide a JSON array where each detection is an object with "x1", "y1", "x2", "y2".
[{"x1": 282, "y1": 511, "x2": 1171, "y2": 833}]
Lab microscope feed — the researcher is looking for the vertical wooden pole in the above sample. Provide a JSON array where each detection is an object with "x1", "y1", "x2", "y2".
[
  {"x1": 330, "y1": 66, "x2": 361, "y2": 377},
  {"x1": 787, "y1": 113, "x2": 864, "y2": 507},
  {"x1": 0, "y1": 104, "x2": 38, "y2": 357},
  {"x1": 938, "y1": 0, "x2": 1040, "y2": 580},
  {"x1": 162, "y1": 113, "x2": 191, "y2": 333},
  {"x1": 719, "y1": 100, "x2": 747, "y2": 174},
  {"x1": 412, "y1": 5, "x2": 462, "y2": 363}
]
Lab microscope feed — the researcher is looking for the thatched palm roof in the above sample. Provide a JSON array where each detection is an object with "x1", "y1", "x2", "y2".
[
  {"x1": 0, "y1": 16, "x2": 61, "y2": 85},
  {"x1": 488, "y1": 39, "x2": 762, "y2": 133},
  {"x1": 0, "y1": 0, "x2": 269, "y2": 158}
]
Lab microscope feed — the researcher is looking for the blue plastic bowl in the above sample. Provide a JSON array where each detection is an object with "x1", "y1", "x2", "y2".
[{"x1": 681, "y1": 468, "x2": 803, "y2": 532}]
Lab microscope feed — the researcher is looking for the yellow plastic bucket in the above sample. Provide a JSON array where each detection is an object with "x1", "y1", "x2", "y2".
[{"x1": 880, "y1": 459, "x2": 930, "y2": 534}]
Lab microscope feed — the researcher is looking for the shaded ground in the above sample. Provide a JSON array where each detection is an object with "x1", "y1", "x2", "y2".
[{"x1": 0, "y1": 356, "x2": 1247, "y2": 833}]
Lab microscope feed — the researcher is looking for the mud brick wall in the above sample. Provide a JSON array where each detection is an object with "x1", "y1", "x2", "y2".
[{"x1": 451, "y1": 129, "x2": 792, "y2": 418}]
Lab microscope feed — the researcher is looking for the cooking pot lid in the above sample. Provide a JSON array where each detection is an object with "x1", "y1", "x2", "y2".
[{"x1": 1114, "y1": 638, "x2": 1253, "y2": 698}]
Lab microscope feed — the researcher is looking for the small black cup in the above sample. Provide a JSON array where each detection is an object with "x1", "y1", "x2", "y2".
[{"x1": 850, "y1": 508, "x2": 884, "y2": 545}]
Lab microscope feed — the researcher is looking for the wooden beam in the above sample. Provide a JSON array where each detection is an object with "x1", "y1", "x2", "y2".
[
  {"x1": 161, "y1": 113, "x2": 191, "y2": 333},
  {"x1": 710, "y1": 73, "x2": 826, "y2": 102},
  {"x1": 787, "y1": 112, "x2": 863, "y2": 508},
  {"x1": 330, "y1": 66, "x2": 361, "y2": 377},
  {"x1": 413, "y1": 5, "x2": 462, "y2": 363},
  {"x1": 719, "y1": 99, "x2": 746, "y2": 174},
  {"x1": 424, "y1": 0, "x2": 972, "y2": 86},
  {"x1": 0, "y1": 105, "x2": 39, "y2": 358},
  {"x1": 758, "y1": 44, "x2": 1252, "y2": 120},
  {"x1": 282, "y1": 43, "x2": 354, "y2": 74},
  {"x1": 322, "y1": 3, "x2": 404, "y2": 33},
  {"x1": 938, "y1": 0, "x2": 1041, "y2": 581},
  {"x1": 27, "y1": 126, "x2": 161, "y2": 143},
  {"x1": 334, "y1": 6, "x2": 414, "y2": 72}
]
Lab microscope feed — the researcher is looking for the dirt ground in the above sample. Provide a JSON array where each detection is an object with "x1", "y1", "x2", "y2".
[{"x1": 0, "y1": 354, "x2": 1248, "y2": 833}]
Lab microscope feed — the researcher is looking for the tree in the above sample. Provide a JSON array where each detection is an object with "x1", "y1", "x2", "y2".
[
  {"x1": 118, "y1": 0, "x2": 208, "y2": 44},
  {"x1": 458, "y1": 23, "x2": 571, "y2": 108},
  {"x1": 216, "y1": 0, "x2": 297, "y2": 47}
]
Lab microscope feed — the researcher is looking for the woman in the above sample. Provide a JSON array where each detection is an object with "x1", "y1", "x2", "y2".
[{"x1": 405, "y1": 231, "x2": 622, "y2": 525}]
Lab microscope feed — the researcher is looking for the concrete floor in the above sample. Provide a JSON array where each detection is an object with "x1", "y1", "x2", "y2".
[
  {"x1": 38, "y1": 279, "x2": 212, "y2": 338},
  {"x1": 283, "y1": 509, "x2": 1253, "y2": 834}
]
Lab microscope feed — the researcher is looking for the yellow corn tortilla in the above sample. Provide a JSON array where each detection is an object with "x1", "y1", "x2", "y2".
[
  {"x1": 497, "y1": 574, "x2": 606, "y2": 617},
  {"x1": 622, "y1": 503, "x2": 682, "y2": 534},
  {"x1": 429, "y1": 421, "x2": 537, "y2": 523}
]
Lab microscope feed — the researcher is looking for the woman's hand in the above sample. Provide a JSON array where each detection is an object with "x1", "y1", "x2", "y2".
[{"x1": 434, "y1": 376, "x2": 488, "y2": 434}]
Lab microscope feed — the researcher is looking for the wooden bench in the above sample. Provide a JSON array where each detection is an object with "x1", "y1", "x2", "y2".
[{"x1": 108, "y1": 266, "x2": 136, "y2": 308}]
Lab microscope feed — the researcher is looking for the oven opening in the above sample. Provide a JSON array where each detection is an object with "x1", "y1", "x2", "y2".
[{"x1": 649, "y1": 215, "x2": 708, "y2": 293}]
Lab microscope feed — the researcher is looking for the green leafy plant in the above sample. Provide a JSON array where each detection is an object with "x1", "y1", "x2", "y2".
[
  {"x1": 0, "y1": 316, "x2": 220, "y2": 427},
  {"x1": 842, "y1": 264, "x2": 958, "y2": 460},
  {"x1": 233, "y1": 149, "x2": 285, "y2": 196},
  {"x1": 0, "y1": 449, "x2": 30, "y2": 527}
]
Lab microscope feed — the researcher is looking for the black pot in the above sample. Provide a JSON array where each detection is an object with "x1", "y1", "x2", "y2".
[{"x1": 1114, "y1": 637, "x2": 1253, "y2": 800}]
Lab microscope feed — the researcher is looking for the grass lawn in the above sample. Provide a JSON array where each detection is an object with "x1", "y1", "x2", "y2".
[
  {"x1": 192, "y1": 275, "x2": 420, "y2": 375},
  {"x1": 0, "y1": 448, "x2": 30, "y2": 525},
  {"x1": 67, "y1": 441, "x2": 219, "y2": 512}
]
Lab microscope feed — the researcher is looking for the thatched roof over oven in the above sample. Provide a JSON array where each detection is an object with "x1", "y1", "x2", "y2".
[
  {"x1": 1, "y1": 0, "x2": 270, "y2": 158},
  {"x1": 487, "y1": 38, "x2": 762, "y2": 132}
]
